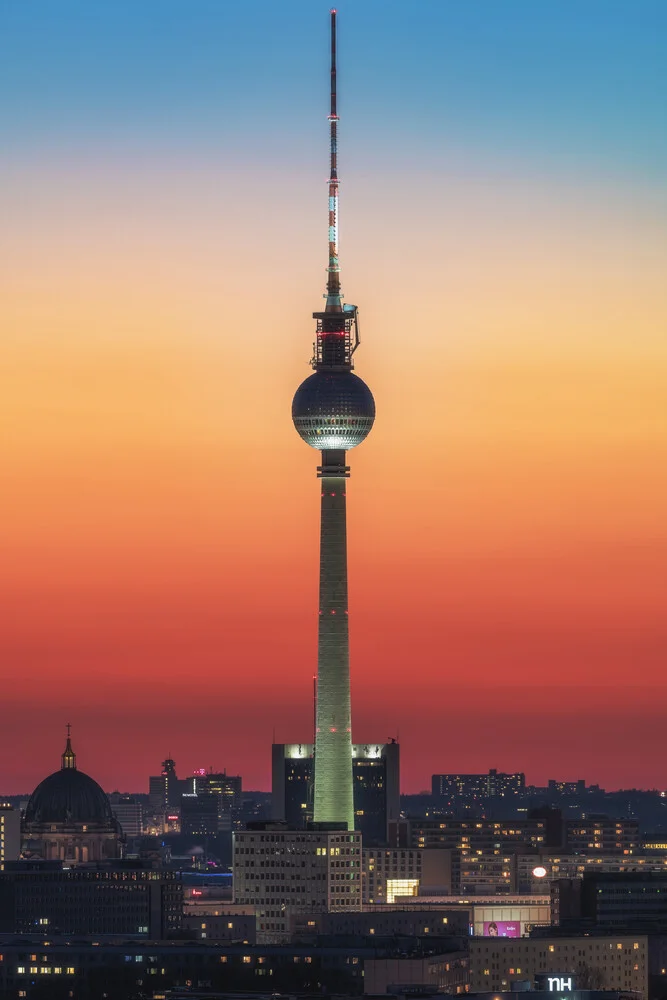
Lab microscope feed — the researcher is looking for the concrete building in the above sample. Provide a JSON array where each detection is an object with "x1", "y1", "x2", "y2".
[
  {"x1": 0, "y1": 803, "x2": 21, "y2": 867},
  {"x1": 468, "y1": 935, "x2": 652, "y2": 995},
  {"x1": 0, "y1": 861, "x2": 182, "y2": 938},
  {"x1": 394, "y1": 894, "x2": 551, "y2": 938},
  {"x1": 568, "y1": 872, "x2": 667, "y2": 929},
  {"x1": 565, "y1": 818, "x2": 639, "y2": 854},
  {"x1": 409, "y1": 817, "x2": 551, "y2": 854},
  {"x1": 108, "y1": 795, "x2": 143, "y2": 838},
  {"x1": 233, "y1": 825, "x2": 362, "y2": 943},
  {"x1": 306, "y1": 907, "x2": 470, "y2": 939},
  {"x1": 432, "y1": 770, "x2": 525, "y2": 803},
  {"x1": 364, "y1": 846, "x2": 453, "y2": 903},
  {"x1": 183, "y1": 911, "x2": 257, "y2": 943},
  {"x1": 364, "y1": 950, "x2": 469, "y2": 995},
  {"x1": 0, "y1": 937, "x2": 456, "y2": 998},
  {"x1": 272, "y1": 741, "x2": 400, "y2": 845}
]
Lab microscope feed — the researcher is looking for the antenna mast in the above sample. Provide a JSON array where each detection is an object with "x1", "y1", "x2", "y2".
[
  {"x1": 326, "y1": 8, "x2": 341, "y2": 311},
  {"x1": 311, "y1": 9, "x2": 360, "y2": 368}
]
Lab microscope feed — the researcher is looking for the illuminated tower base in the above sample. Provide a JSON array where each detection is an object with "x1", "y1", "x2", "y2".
[{"x1": 314, "y1": 449, "x2": 353, "y2": 831}]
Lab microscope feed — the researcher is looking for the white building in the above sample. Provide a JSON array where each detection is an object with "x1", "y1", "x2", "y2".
[{"x1": 233, "y1": 826, "x2": 362, "y2": 943}]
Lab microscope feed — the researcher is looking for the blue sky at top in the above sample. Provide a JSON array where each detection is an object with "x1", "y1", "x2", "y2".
[{"x1": 1, "y1": 1, "x2": 665, "y2": 180}]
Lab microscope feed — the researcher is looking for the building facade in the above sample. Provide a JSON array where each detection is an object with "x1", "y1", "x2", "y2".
[
  {"x1": 432, "y1": 770, "x2": 526, "y2": 803},
  {"x1": 363, "y1": 847, "x2": 453, "y2": 903},
  {"x1": 468, "y1": 935, "x2": 651, "y2": 995},
  {"x1": 0, "y1": 862, "x2": 182, "y2": 938},
  {"x1": 233, "y1": 826, "x2": 362, "y2": 943}
]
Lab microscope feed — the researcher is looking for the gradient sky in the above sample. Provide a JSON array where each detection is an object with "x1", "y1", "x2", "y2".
[{"x1": 1, "y1": 1, "x2": 666, "y2": 795}]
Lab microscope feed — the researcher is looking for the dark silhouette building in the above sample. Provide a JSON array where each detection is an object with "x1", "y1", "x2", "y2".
[
  {"x1": 21, "y1": 728, "x2": 122, "y2": 865},
  {"x1": 0, "y1": 861, "x2": 182, "y2": 937},
  {"x1": 272, "y1": 741, "x2": 400, "y2": 845}
]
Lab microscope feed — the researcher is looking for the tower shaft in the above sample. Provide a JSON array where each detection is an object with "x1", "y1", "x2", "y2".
[{"x1": 313, "y1": 449, "x2": 353, "y2": 831}]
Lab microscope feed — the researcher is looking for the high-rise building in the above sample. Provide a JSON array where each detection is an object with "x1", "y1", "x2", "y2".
[
  {"x1": 272, "y1": 741, "x2": 400, "y2": 845},
  {"x1": 148, "y1": 756, "x2": 180, "y2": 812},
  {"x1": 184, "y1": 770, "x2": 242, "y2": 831},
  {"x1": 291, "y1": 8, "x2": 375, "y2": 832},
  {"x1": 180, "y1": 794, "x2": 219, "y2": 839},
  {"x1": 108, "y1": 794, "x2": 143, "y2": 838}
]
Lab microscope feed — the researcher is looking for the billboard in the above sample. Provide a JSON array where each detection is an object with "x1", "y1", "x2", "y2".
[{"x1": 483, "y1": 921, "x2": 520, "y2": 937}]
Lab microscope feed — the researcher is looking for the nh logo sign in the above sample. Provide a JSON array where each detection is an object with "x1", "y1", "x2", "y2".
[{"x1": 548, "y1": 978, "x2": 573, "y2": 992}]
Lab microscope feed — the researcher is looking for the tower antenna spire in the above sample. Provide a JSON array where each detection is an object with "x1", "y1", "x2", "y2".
[{"x1": 326, "y1": 8, "x2": 341, "y2": 311}]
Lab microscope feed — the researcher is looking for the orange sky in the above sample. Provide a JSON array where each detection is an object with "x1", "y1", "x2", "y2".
[{"x1": 2, "y1": 151, "x2": 666, "y2": 794}]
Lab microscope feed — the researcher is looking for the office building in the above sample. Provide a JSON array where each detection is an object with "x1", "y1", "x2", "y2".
[
  {"x1": 363, "y1": 846, "x2": 453, "y2": 903},
  {"x1": 0, "y1": 861, "x2": 182, "y2": 938},
  {"x1": 233, "y1": 825, "x2": 362, "y2": 943},
  {"x1": 432, "y1": 769, "x2": 525, "y2": 803},
  {"x1": 272, "y1": 741, "x2": 399, "y2": 845},
  {"x1": 565, "y1": 817, "x2": 638, "y2": 854},
  {"x1": 108, "y1": 794, "x2": 143, "y2": 838},
  {"x1": 181, "y1": 793, "x2": 219, "y2": 839},
  {"x1": 185, "y1": 770, "x2": 242, "y2": 831},
  {"x1": 409, "y1": 816, "x2": 552, "y2": 854},
  {"x1": 468, "y1": 935, "x2": 651, "y2": 995}
]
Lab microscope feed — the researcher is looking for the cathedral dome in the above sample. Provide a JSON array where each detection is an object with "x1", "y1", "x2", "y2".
[
  {"x1": 21, "y1": 728, "x2": 122, "y2": 865},
  {"x1": 24, "y1": 767, "x2": 115, "y2": 828}
]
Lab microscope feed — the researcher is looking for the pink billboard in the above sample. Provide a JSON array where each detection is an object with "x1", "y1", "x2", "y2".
[{"x1": 483, "y1": 921, "x2": 520, "y2": 937}]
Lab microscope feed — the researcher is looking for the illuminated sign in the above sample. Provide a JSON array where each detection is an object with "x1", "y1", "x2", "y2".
[
  {"x1": 548, "y1": 978, "x2": 573, "y2": 992},
  {"x1": 532, "y1": 866, "x2": 548, "y2": 878},
  {"x1": 483, "y1": 921, "x2": 520, "y2": 938}
]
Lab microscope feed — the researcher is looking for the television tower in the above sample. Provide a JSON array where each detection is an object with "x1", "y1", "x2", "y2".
[{"x1": 292, "y1": 9, "x2": 375, "y2": 832}]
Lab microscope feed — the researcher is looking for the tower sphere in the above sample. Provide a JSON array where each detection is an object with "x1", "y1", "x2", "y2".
[{"x1": 292, "y1": 370, "x2": 375, "y2": 450}]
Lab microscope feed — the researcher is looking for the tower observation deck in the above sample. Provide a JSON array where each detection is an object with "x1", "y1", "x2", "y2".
[{"x1": 292, "y1": 9, "x2": 375, "y2": 832}]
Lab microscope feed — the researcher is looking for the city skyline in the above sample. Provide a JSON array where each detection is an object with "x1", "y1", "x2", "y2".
[{"x1": 2, "y1": 1, "x2": 666, "y2": 795}]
